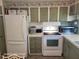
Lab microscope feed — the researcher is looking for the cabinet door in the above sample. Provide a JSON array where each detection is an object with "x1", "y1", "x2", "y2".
[
  {"x1": 30, "y1": 8, "x2": 38, "y2": 22},
  {"x1": 29, "y1": 37, "x2": 42, "y2": 53},
  {"x1": 77, "y1": 3, "x2": 79, "y2": 19},
  {"x1": 69, "y1": 42, "x2": 79, "y2": 59},
  {"x1": 64, "y1": 44, "x2": 70, "y2": 59},
  {"x1": 0, "y1": 16, "x2": 4, "y2": 36},
  {"x1": 50, "y1": 7, "x2": 58, "y2": 21},
  {"x1": 63, "y1": 39, "x2": 70, "y2": 59},
  {"x1": 35, "y1": 37, "x2": 42, "y2": 53},
  {"x1": 69, "y1": 48, "x2": 79, "y2": 59},
  {"x1": 40, "y1": 8, "x2": 48, "y2": 22},
  {"x1": 70, "y1": 5, "x2": 75, "y2": 15},
  {"x1": 59, "y1": 7, "x2": 68, "y2": 21},
  {"x1": 30, "y1": 37, "x2": 36, "y2": 53},
  {"x1": 0, "y1": 16, "x2": 6, "y2": 54},
  {"x1": 64, "y1": 39, "x2": 79, "y2": 59},
  {"x1": 0, "y1": 37, "x2": 6, "y2": 53}
]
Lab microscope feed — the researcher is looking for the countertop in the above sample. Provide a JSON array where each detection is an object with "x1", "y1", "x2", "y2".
[
  {"x1": 28, "y1": 33, "x2": 43, "y2": 37},
  {"x1": 63, "y1": 34, "x2": 79, "y2": 48}
]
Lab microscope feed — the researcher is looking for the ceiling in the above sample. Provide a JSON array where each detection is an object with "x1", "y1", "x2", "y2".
[{"x1": 3, "y1": 0, "x2": 77, "y2": 7}]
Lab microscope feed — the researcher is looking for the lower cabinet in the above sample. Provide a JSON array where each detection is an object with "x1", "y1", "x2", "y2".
[
  {"x1": 69, "y1": 48, "x2": 79, "y2": 59},
  {"x1": 0, "y1": 37, "x2": 6, "y2": 54},
  {"x1": 63, "y1": 39, "x2": 70, "y2": 59},
  {"x1": 63, "y1": 38, "x2": 79, "y2": 59},
  {"x1": 29, "y1": 37, "x2": 42, "y2": 54},
  {"x1": 0, "y1": 16, "x2": 6, "y2": 54}
]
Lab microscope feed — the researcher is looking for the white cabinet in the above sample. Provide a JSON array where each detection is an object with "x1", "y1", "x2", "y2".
[
  {"x1": 29, "y1": 7, "x2": 69, "y2": 22},
  {"x1": 4, "y1": 15, "x2": 28, "y2": 57}
]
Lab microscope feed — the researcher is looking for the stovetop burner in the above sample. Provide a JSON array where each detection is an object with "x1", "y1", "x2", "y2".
[{"x1": 43, "y1": 32, "x2": 61, "y2": 35}]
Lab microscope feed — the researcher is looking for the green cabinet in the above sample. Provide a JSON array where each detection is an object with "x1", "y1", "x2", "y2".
[
  {"x1": 40, "y1": 8, "x2": 48, "y2": 22},
  {"x1": 63, "y1": 38, "x2": 79, "y2": 59},
  {"x1": 77, "y1": 3, "x2": 79, "y2": 17},
  {"x1": 70, "y1": 5, "x2": 76, "y2": 15},
  {"x1": 29, "y1": 7, "x2": 68, "y2": 22},
  {"x1": 29, "y1": 37, "x2": 42, "y2": 54},
  {"x1": 30, "y1": 8, "x2": 38, "y2": 22},
  {"x1": 0, "y1": 37, "x2": 6, "y2": 53},
  {"x1": 50, "y1": 7, "x2": 58, "y2": 21},
  {"x1": 0, "y1": 16, "x2": 6, "y2": 54},
  {"x1": 59, "y1": 7, "x2": 68, "y2": 21},
  {"x1": 0, "y1": 0, "x2": 6, "y2": 54},
  {"x1": 63, "y1": 39, "x2": 70, "y2": 59},
  {"x1": 69, "y1": 48, "x2": 79, "y2": 59}
]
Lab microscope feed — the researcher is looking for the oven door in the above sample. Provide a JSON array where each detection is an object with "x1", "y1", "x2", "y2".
[{"x1": 42, "y1": 35, "x2": 63, "y2": 50}]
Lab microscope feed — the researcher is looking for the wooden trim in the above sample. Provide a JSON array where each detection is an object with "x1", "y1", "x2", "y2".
[
  {"x1": 28, "y1": 7, "x2": 31, "y2": 22},
  {"x1": 48, "y1": 6, "x2": 50, "y2": 22},
  {"x1": 67, "y1": 6, "x2": 70, "y2": 21},
  {"x1": 28, "y1": 36, "x2": 30, "y2": 55},
  {"x1": 57, "y1": 6, "x2": 60, "y2": 22},
  {"x1": 38, "y1": 7, "x2": 40, "y2": 22},
  {"x1": 5, "y1": 5, "x2": 69, "y2": 8}
]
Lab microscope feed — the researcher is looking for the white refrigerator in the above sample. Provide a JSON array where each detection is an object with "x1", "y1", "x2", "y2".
[{"x1": 4, "y1": 15, "x2": 28, "y2": 57}]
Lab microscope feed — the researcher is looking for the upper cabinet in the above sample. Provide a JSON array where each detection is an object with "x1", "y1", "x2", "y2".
[
  {"x1": 50, "y1": 7, "x2": 58, "y2": 22},
  {"x1": 59, "y1": 7, "x2": 68, "y2": 21},
  {"x1": 40, "y1": 8, "x2": 48, "y2": 22},
  {"x1": 69, "y1": 2, "x2": 79, "y2": 20},
  {"x1": 30, "y1": 8, "x2": 38, "y2": 22},
  {"x1": 5, "y1": 6, "x2": 69, "y2": 23},
  {"x1": 29, "y1": 6, "x2": 68, "y2": 22},
  {"x1": 76, "y1": 3, "x2": 79, "y2": 20},
  {"x1": 70, "y1": 5, "x2": 75, "y2": 15}
]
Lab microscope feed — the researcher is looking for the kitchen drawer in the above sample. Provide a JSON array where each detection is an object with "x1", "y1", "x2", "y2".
[{"x1": 7, "y1": 42, "x2": 26, "y2": 53}]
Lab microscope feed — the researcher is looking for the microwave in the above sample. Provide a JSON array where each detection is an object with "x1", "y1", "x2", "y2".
[
  {"x1": 59, "y1": 26, "x2": 78, "y2": 34},
  {"x1": 29, "y1": 26, "x2": 42, "y2": 34}
]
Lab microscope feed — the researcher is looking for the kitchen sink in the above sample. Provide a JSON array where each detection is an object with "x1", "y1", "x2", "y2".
[{"x1": 74, "y1": 41, "x2": 79, "y2": 45}]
